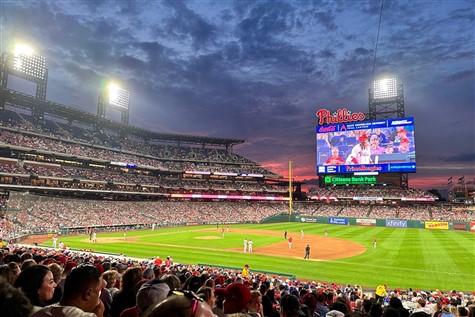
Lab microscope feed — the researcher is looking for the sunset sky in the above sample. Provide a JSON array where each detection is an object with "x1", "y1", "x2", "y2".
[{"x1": 1, "y1": 0, "x2": 474, "y2": 192}]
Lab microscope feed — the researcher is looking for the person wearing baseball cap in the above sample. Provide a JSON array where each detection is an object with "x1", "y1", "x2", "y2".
[
  {"x1": 214, "y1": 282, "x2": 252, "y2": 315},
  {"x1": 242, "y1": 264, "x2": 250, "y2": 279},
  {"x1": 120, "y1": 279, "x2": 170, "y2": 317},
  {"x1": 346, "y1": 133, "x2": 372, "y2": 165},
  {"x1": 398, "y1": 138, "x2": 411, "y2": 153}
]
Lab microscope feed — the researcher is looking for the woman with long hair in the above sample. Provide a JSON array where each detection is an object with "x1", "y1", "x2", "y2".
[
  {"x1": 14, "y1": 265, "x2": 56, "y2": 314},
  {"x1": 110, "y1": 266, "x2": 143, "y2": 317}
]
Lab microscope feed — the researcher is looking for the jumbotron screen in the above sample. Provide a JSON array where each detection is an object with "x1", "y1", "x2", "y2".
[{"x1": 316, "y1": 117, "x2": 416, "y2": 174}]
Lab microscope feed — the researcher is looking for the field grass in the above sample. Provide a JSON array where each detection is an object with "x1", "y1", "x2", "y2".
[{"x1": 42, "y1": 222, "x2": 475, "y2": 292}]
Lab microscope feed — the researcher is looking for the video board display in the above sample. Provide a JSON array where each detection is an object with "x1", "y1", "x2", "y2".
[{"x1": 316, "y1": 117, "x2": 416, "y2": 174}]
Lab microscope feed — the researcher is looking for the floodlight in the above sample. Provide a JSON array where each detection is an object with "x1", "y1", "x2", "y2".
[
  {"x1": 372, "y1": 78, "x2": 397, "y2": 100},
  {"x1": 12, "y1": 44, "x2": 46, "y2": 81},
  {"x1": 14, "y1": 44, "x2": 34, "y2": 56},
  {"x1": 108, "y1": 83, "x2": 130, "y2": 109}
]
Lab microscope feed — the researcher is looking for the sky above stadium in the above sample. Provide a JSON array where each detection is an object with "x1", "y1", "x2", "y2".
[{"x1": 1, "y1": 0, "x2": 474, "y2": 192}]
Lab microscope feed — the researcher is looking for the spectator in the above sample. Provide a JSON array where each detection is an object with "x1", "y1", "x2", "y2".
[
  {"x1": 110, "y1": 267, "x2": 143, "y2": 317},
  {"x1": 8, "y1": 261, "x2": 21, "y2": 278},
  {"x1": 324, "y1": 147, "x2": 345, "y2": 166},
  {"x1": 383, "y1": 308, "x2": 401, "y2": 317},
  {"x1": 143, "y1": 292, "x2": 215, "y2": 317},
  {"x1": 0, "y1": 276, "x2": 33, "y2": 317},
  {"x1": 346, "y1": 134, "x2": 372, "y2": 165},
  {"x1": 362, "y1": 299, "x2": 372, "y2": 314},
  {"x1": 328, "y1": 301, "x2": 349, "y2": 317},
  {"x1": 398, "y1": 138, "x2": 411, "y2": 153},
  {"x1": 120, "y1": 279, "x2": 170, "y2": 317},
  {"x1": 259, "y1": 283, "x2": 275, "y2": 317},
  {"x1": 280, "y1": 294, "x2": 304, "y2": 317},
  {"x1": 457, "y1": 307, "x2": 468, "y2": 317},
  {"x1": 389, "y1": 297, "x2": 409, "y2": 317},
  {"x1": 215, "y1": 282, "x2": 252, "y2": 315},
  {"x1": 439, "y1": 305, "x2": 454, "y2": 317},
  {"x1": 21, "y1": 258, "x2": 37, "y2": 271},
  {"x1": 369, "y1": 303, "x2": 383, "y2": 317},
  {"x1": 196, "y1": 286, "x2": 216, "y2": 311},
  {"x1": 103, "y1": 270, "x2": 120, "y2": 299},
  {"x1": 159, "y1": 274, "x2": 181, "y2": 293},
  {"x1": 301, "y1": 293, "x2": 316, "y2": 317},
  {"x1": 316, "y1": 292, "x2": 330, "y2": 317},
  {"x1": 32, "y1": 263, "x2": 104, "y2": 317},
  {"x1": 0, "y1": 264, "x2": 18, "y2": 285},
  {"x1": 136, "y1": 279, "x2": 170, "y2": 315},
  {"x1": 142, "y1": 268, "x2": 154, "y2": 280},
  {"x1": 46, "y1": 262, "x2": 64, "y2": 305},
  {"x1": 247, "y1": 290, "x2": 264, "y2": 317},
  {"x1": 184, "y1": 275, "x2": 202, "y2": 294},
  {"x1": 370, "y1": 135, "x2": 385, "y2": 155},
  {"x1": 58, "y1": 261, "x2": 78, "y2": 289},
  {"x1": 14, "y1": 265, "x2": 57, "y2": 314}
]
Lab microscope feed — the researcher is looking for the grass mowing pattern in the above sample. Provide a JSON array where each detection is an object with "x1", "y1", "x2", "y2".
[{"x1": 44, "y1": 223, "x2": 475, "y2": 291}]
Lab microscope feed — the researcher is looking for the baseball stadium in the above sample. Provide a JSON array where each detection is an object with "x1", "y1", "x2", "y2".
[{"x1": 0, "y1": 43, "x2": 474, "y2": 317}]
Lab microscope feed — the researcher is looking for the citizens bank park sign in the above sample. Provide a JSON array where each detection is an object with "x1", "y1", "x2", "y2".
[{"x1": 316, "y1": 108, "x2": 365, "y2": 125}]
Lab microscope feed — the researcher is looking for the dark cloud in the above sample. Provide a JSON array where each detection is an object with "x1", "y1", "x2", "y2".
[
  {"x1": 444, "y1": 153, "x2": 475, "y2": 164},
  {"x1": 444, "y1": 70, "x2": 474, "y2": 82},
  {"x1": 313, "y1": 11, "x2": 337, "y2": 31},
  {"x1": 158, "y1": 0, "x2": 218, "y2": 50}
]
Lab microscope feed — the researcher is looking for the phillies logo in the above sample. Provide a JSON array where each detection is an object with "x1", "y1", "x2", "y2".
[{"x1": 316, "y1": 108, "x2": 365, "y2": 125}]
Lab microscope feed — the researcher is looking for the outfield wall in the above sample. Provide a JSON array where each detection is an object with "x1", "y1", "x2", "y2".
[{"x1": 262, "y1": 214, "x2": 475, "y2": 232}]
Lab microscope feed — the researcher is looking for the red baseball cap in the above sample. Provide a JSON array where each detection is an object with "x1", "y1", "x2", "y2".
[
  {"x1": 358, "y1": 134, "x2": 368, "y2": 142},
  {"x1": 215, "y1": 283, "x2": 252, "y2": 313}
]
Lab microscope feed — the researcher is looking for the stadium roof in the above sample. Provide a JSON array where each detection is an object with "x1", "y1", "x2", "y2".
[{"x1": 1, "y1": 88, "x2": 245, "y2": 147}]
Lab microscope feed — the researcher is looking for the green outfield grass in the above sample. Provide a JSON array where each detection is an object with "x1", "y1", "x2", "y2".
[{"x1": 41, "y1": 223, "x2": 475, "y2": 292}]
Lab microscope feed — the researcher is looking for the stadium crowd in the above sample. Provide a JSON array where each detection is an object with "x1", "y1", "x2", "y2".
[
  {"x1": 0, "y1": 126, "x2": 272, "y2": 176},
  {"x1": 1, "y1": 197, "x2": 286, "y2": 238},
  {"x1": 1, "y1": 161, "x2": 285, "y2": 194},
  {"x1": 309, "y1": 187, "x2": 437, "y2": 200},
  {"x1": 0, "y1": 244, "x2": 473, "y2": 317},
  {"x1": 2, "y1": 193, "x2": 473, "y2": 240},
  {"x1": 296, "y1": 204, "x2": 472, "y2": 222}
]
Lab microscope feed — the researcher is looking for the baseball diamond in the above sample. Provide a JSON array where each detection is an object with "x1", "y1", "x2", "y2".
[{"x1": 24, "y1": 222, "x2": 475, "y2": 292}]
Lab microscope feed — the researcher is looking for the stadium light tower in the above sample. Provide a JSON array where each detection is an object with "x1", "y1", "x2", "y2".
[
  {"x1": 97, "y1": 81, "x2": 130, "y2": 125},
  {"x1": 368, "y1": 77, "x2": 404, "y2": 119},
  {"x1": 368, "y1": 76, "x2": 408, "y2": 188},
  {"x1": 1, "y1": 43, "x2": 49, "y2": 111}
]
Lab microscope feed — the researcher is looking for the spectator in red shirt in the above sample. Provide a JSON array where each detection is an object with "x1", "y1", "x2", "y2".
[{"x1": 325, "y1": 147, "x2": 345, "y2": 165}]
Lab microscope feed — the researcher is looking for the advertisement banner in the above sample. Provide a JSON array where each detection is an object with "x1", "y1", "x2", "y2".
[
  {"x1": 356, "y1": 219, "x2": 376, "y2": 226},
  {"x1": 425, "y1": 221, "x2": 449, "y2": 230},
  {"x1": 353, "y1": 197, "x2": 383, "y2": 201},
  {"x1": 323, "y1": 175, "x2": 377, "y2": 185},
  {"x1": 300, "y1": 217, "x2": 318, "y2": 223},
  {"x1": 386, "y1": 219, "x2": 408, "y2": 228},
  {"x1": 401, "y1": 197, "x2": 436, "y2": 202},
  {"x1": 453, "y1": 223, "x2": 468, "y2": 231},
  {"x1": 329, "y1": 217, "x2": 348, "y2": 225},
  {"x1": 470, "y1": 221, "x2": 475, "y2": 232}
]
